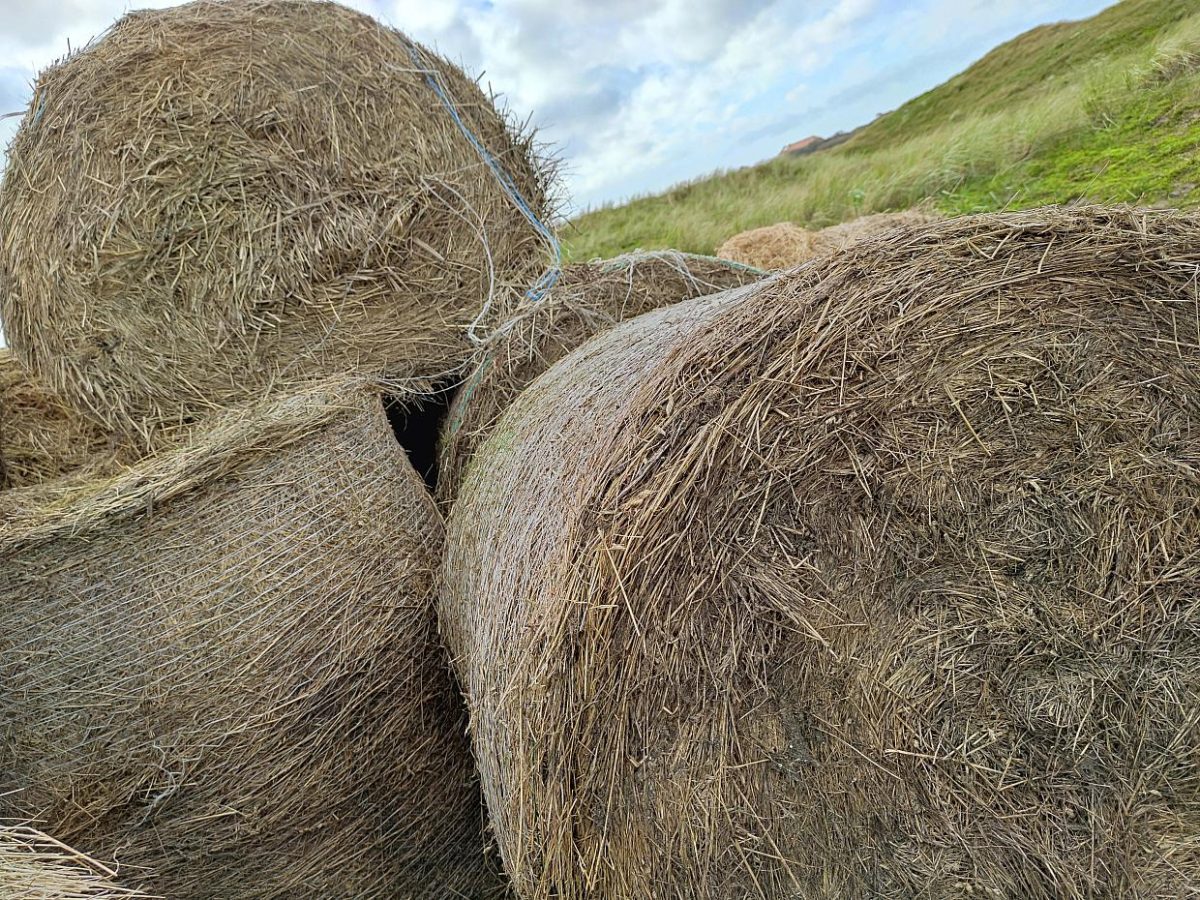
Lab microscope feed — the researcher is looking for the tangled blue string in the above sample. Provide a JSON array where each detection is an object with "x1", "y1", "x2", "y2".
[{"x1": 408, "y1": 44, "x2": 562, "y2": 312}]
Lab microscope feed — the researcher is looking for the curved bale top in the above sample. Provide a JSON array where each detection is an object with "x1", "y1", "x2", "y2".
[
  {"x1": 714, "y1": 221, "x2": 815, "y2": 271},
  {"x1": 0, "y1": 826, "x2": 151, "y2": 898},
  {"x1": 0, "y1": 0, "x2": 555, "y2": 439},
  {"x1": 437, "y1": 251, "x2": 762, "y2": 501},
  {"x1": 0, "y1": 350, "x2": 126, "y2": 490},
  {"x1": 717, "y1": 209, "x2": 939, "y2": 270},
  {"x1": 0, "y1": 383, "x2": 506, "y2": 899},
  {"x1": 443, "y1": 207, "x2": 1200, "y2": 899}
]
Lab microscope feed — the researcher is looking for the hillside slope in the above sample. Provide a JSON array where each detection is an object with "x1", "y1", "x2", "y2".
[{"x1": 568, "y1": 0, "x2": 1200, "y2": 260}]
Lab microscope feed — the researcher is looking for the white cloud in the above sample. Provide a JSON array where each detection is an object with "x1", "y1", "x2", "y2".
[
  {"x1": 0, "y1": 0, "x2": 1116, "y2": 210},
  {"x1": 367, "y1": 0, "x2": 883, "y2": 205},
  {"x1": 0, "y1": 0, "x2": 148, "y2": 68}
]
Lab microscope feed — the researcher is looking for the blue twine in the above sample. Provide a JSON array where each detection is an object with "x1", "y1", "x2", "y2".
[
  {"x1": 31, "y1": 90, "x2": 46, "y2": 126},
  {"x1": 407, "y1": 44, "x2": 562, "y2": 313}
]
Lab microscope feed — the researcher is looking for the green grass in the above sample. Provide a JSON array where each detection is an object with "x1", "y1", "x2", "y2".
[{"x1": 567, "y1": 0, "x2": 1200, "y2": 261}]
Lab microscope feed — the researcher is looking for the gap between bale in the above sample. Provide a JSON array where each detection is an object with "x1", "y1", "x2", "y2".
[
  {"x1": 443, "y1": 206, "x2": 1200, "y2": 900},
  {"x1": 386, "y1": 384, "x2": 458, "y2": 492},
  {"x1": 0, "y1": 380, "x2": 506, "y2": 900}
]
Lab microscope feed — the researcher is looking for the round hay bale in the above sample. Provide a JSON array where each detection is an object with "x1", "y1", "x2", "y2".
[
  {"x1": 443, "y1": 207, "x2": 1200, "y2": 898},
  {"x1": 0, "y1": 382, "x2": 506, "y2": 899},
  {"x1": 0, "y1": 826, "x2": 151, "y2": 898},
  {"x1": 715, "y1": 222, "x2": 815, "y2": 270},
  {"x1": 437, "y1": 251, "x2": 763, "y2": 501},
  {"x1": 0, "y1": 350, "x2": 126, "y2": 490},
  {"x1": 0, "y1": 0, "x2": 555, "y2": 438},
  {"x1": 716, "y1": 209, "x2": 941, "y2": 270},
  {"x1": 807, "y1": 208, "x2": 941, "y2": 256}
]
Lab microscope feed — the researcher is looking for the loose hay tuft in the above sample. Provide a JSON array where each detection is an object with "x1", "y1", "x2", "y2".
[
  {"x1": 0, "y1": 382, "x2": 506, "y2": 899},
  {"x1": 717, "y1": 209, "x2": 940, "y2": 270},
  {"x1": 437, "y1": 251, "x2": 763, "y2": 501},
  {"x1": 444, "y1": 207, "x2": 1200, "y2": 899},
  {"x1": 0, "y1": 826, "x2": 151, "y2": 898},
  {"x1": 0, "y1": 0, "x2": 556, "y2": 439}
]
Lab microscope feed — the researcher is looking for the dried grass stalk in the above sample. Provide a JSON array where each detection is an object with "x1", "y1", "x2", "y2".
[
  {"x1": 0, "y1": 826, "x2": 152, "y2": 898},
  {"x1": 0, "y1": 350, "x2": 128, "y2": 490},
  {"x1": 0, "y1": 0, "x2": 555, "y2": 440},
  {"x1": 0, "y1": 382, "x2": 506, "y2": 899},
  {"x1": 717, "y1": 209, "x2": 939, "y2": 269},
  {"x1": 444, "y1": 207, "x2": 1200, "y2": 899},
  {"x1": 437, "y1": 251, "x2": 762, "y2": 501}
]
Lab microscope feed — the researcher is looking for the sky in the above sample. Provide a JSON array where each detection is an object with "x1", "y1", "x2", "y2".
[{"x1": 0, "y1": 0, "x2": 1114, "y2": 212}]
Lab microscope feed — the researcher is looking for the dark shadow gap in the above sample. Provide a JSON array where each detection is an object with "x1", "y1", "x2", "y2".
[{"x1": 384, "y1": 384, "x2": 457, "y2": 491}]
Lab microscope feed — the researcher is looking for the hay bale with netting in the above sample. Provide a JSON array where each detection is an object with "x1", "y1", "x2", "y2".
[
  {"x1": 443, "y1": 207, "x2": 1200, "y2": 899},
  {"x1": 0, "y1": 382, "x2": 506, "y2": 899},
  {"x1": 0, "y1": 350, "x2": 127, "y2": 490},
  {"x1": 808, "y1": 208, "x2": 941, "y2": 255},
  {"x1": 437, "y1": 251, "x2": 762, "y2": 501},
  {"x1": 0, "y1": 0, "x2": 556, "y2": 440},
  {"x1": 717, "y1": 209, "x2": 940, "y2": 270},
  {"x1": 0, "y1": 826, "x2": 152, "y2": 898},
  {"x1": 714, "y1": 222, "x2": 815, "y2": 270}
]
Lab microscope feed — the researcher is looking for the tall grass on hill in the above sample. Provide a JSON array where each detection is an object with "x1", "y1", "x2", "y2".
[{"x1": 567, "y1": 0, "x2": 1200, "y2": 260}]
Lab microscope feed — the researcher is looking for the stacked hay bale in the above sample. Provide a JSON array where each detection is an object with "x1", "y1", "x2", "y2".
[
  {"x1": 0, "y1": 826, "x2": 150, "y2": 898},
  {"x1": 0, "y1": 3, "x2": 551, "y2": 895},
  {"x1": 443, "y1": 207, "x2": 1200, "y2": 899},
  {"x1": 0, "y1": 0, "x2": 555, "y2": 441},
  {"x1": 437, "y1": 251, "x2": 763, "y2": 500},
  {"x1": 0, "y1": 1, "x2": 566, "y2": 896},
  {"x1": 809, "y1": 208, "x2": 941, "y2": 254},
  {"x1": 717, "y1": 209, "x2": 939, "y2": 269},
  {"x1": 0, "y1": 350, "x2": 126, "y2": 490},
  {"x1": 0, "y1": 382, "x2": 505, "y2": 899},
  {"x1": 714, "y1": 222, "x2": 815, "y2": 270}
]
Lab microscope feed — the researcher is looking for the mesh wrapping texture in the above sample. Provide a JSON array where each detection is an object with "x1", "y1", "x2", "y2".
[
  {"x1": 444, "y1": 207, "x2": 1200, "y2": 899},
  {"x1": 1, "y1": 383, "x2": 505, "y2": 899}
]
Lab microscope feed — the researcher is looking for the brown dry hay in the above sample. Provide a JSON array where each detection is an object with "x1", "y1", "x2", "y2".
[
  {"x1": 0, "y1": 350, "x2": 130, "y2": 491},
  {"x1": 716, "y1": 209, "x2": 940, "y2": 270},
  {"x1": 444, "y1": 206, "x2": 1200, "y2": 899},
  {"x1": 437, "y1": 251, "x2": 763, "y2": 502},
  {"x1": 0, "y1": 381, "x2": 506, "y2": 899},
  {"x1": 0, "y1": 826, "x2": 153, "y2": 898},
  {"x1": 808, "y1": 208, "x2": 941, "y2": 254},
  {"x1": 715, "y1": 222, "x2": 816, "y2": 270},
  {"x1": 0, "y1": 0, "x2": 556, "y2": 441}
]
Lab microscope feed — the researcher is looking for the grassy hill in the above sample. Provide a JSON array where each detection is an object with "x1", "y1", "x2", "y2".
[{"x1": 567, "y1": 0, "x2": 1200, "y2": 260}]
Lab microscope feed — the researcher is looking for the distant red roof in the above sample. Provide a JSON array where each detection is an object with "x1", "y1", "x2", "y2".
[{"x1": 781, "y1": 135, "x2": 823, "y2": 155}]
